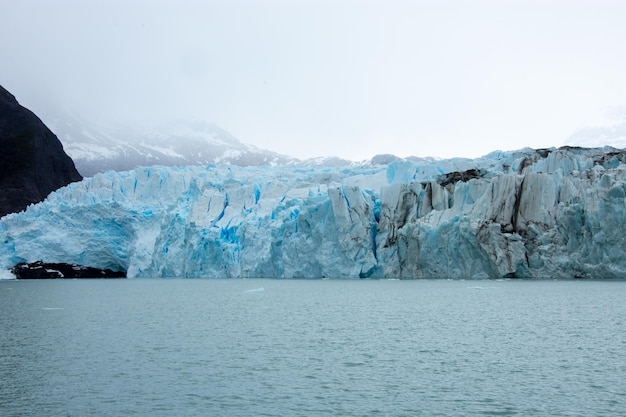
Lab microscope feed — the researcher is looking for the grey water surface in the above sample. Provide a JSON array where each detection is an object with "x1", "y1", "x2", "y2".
[{"x1": 1, "y1": 279, "x2": 625, "y2": 416}]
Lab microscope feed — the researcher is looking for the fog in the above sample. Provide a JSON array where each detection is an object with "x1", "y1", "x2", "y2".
[{"x1": 2, "y1": 0, "x2": 626, "y2": 160}]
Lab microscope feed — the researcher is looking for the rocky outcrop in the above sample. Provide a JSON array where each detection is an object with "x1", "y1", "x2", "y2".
[
  {"x1": 11, "y1": 261, "x2": 125, "y2": 279},
  {"x1": 0, "y1": 85, "x2": 82, "y2": 217}
]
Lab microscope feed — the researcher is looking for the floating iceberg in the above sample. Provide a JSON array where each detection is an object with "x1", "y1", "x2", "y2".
[{"x1": 1, "y1": 147, "x2": 625, "y2": 279}]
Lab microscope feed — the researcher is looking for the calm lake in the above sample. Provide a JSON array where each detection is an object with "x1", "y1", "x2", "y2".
[{"x1": 1, "y1": 279, "x2": 625, "y2": 416}]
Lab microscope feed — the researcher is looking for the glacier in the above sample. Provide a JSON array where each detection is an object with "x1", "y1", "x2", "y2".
[{"x1": 1, "y1": 146, "x2": 625, "y2": 279}]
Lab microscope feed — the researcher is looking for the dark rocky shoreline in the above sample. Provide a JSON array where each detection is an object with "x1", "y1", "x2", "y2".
[{"x1": 11, "y1": 261, "x2": 126, "y2": 279}]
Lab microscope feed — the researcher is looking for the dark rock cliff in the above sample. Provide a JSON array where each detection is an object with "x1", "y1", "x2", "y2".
[{"x1": 0, "y1": 85, "x2": 82, "y2": 217}]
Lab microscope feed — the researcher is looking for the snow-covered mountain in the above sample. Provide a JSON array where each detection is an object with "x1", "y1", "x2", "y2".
[
  {"x1": 37, "y1": 109, "x2": 433, "y2": 175},
  {"x1": 564, "y1": 124, "x2": 626, "y2": 150},
  {"x1": 42, "y1": 111, "x2": 299, "y2": 176},
  {"x1": 563, "y1": 111, "x2": 626, "y2": 151},
  {"x1": 1, "y1": 146, "x2": 625, "y2": 279}
]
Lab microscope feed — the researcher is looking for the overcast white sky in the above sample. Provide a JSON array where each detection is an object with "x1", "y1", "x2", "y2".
[{"x1": 2, "y1": 0, "x2": 626, "y2": 160}]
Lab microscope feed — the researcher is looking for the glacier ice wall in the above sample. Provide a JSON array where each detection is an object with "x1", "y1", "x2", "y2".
[{"x1": 1, "y1": 146, "x2": 625, "y2": 279}]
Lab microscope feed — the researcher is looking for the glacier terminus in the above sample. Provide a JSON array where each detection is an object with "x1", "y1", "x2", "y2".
[{"x1": 1, "y1": 146, "x2": 625, "y2": 279}]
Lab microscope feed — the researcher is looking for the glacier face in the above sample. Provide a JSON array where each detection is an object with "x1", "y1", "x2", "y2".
[{"x1": 1, "y1": 146, "x2": 625, "y2": 279}]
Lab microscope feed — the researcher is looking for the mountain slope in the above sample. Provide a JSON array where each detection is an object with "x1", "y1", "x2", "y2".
[
  {"x1": 43, "y1": 112, "x2": 298, "y2": 176},
  {"x1": 564, "y1": 123, "x2": 626, "y2": 149},
  {"x1": 0, "y1": 85, "x2": 82, "y2": 217}
]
